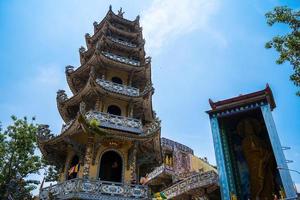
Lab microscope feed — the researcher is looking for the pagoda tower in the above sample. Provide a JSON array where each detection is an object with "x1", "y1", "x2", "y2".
[{"x1": 38, "y1": 6, "x2": 162, "y2": 200}]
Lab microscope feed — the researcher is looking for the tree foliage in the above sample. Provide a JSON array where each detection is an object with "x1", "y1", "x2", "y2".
[
  {"x1": 265, "y1": 6, "x2": 300, "y2": 95},
  {"x1": 0, "y1": 116, "x2": 42, "y2": 199},
  {"x1": 0, "y1": 116, "x2": 61, "y2": 199}
]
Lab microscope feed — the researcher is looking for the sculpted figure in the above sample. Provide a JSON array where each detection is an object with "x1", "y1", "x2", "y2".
[{"x1": 237, "y1": 118, "x2": 275, "y2": 200}]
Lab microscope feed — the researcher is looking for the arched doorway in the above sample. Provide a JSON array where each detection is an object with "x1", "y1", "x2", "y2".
[
  {"x1": 111, "y1": 77, "x2": 123, "y2": 85},
  {"x1": 107, "y1": 105, "x2": 121, "y2": 116},
  {"x1": 67, "y1": 155, "x2": 79, "y2": 180},
  {"x1": 99, "y1": 151, "x2": 122, "y2": 182}
]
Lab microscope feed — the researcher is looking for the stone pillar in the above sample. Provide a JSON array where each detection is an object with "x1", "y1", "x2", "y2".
[
  {"x1": 130, "y1": 142, "x2": 138, "y2": 183},
  {"x1": 83, "y1": 136, "x2": 94, "y2": 179},
  {"x1": 127, "y1": 101, "x2": 134, "y2": 117},
  {"x1": 63, "y1": 148, "x2": 74, "y2": 181}
]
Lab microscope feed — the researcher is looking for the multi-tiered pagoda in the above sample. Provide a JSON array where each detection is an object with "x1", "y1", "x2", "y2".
[{"x1": 38, "y1": 6, "x2": 219, "y2": 200}]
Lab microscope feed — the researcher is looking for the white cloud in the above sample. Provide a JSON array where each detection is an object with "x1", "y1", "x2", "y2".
[
  {"x1": 296, "y1": 183, "x2": 300, "y2": 192},
  {"x1": 30, "y1": 64, "x2": 71, "y2": 96},
  {"x1": 34, "y1": 65, "x2": 63, "y2": 87},
  {"x1": 141, "y1": 0, "x2": 222, "y2": 53}
]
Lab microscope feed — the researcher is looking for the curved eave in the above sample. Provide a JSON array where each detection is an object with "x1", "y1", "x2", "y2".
[
  {"x1": 66, "y1": 75, "x2": 79, "y2": 94},
  {"x1": 38, "y1": 117, "x2": 81, "y2": 163},
  {"x1": 143, "y1": 93, "x2": 154, "y2": 121},
  {"x1": 91, "y1": 20, "x2": 142, "y2": 46},
  {"x1": 66, "y1": 54, "x2": 98, "y2": 94},
  {"x1": 137, "y1": 129, "x2": 162, "y2": 165},
  {"x1": 38, "y1": 117, "x2": 79, "y2": 146},
  {"x1": 93, "y1": 9, "x2": 140, "y2": 35},
  {"x1": 108, "y1": 9, "x2": 140, "y2": 28},
  {"x1": 58, "y1": 77, "x2": 94, "y2": 122},
  {"x1": 107, "y1": 22, "x2": 141, "y2": 39}
]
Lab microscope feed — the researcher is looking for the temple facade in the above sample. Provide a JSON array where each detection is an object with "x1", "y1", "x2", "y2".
[{"x1": 38, "y1": 7, "x2": 219, "y2": 200}]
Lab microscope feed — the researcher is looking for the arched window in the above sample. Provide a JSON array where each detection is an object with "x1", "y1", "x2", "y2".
[
  {"x1": 67, "y1": 155, "x2": 80, "y2": 180},
  {"x1": 99, "y1": 151, "x2": 122, "y2": 182},
  {"x1": 111, "y1": 77, "x2": 123, "y2": 85},
  {"x1": 107, "y1": 105, "x2": 121, "y2": 116}
]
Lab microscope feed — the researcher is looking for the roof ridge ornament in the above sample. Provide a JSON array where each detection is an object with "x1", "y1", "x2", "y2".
[{"x1": 118, "y1": 7, "x2": 125, "y2": 18}]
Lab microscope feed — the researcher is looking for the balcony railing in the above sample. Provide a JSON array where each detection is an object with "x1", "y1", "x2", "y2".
[
  {"x1": 39, "y1": 178, "x2": 149, "y2": 200},
  {"x1": 162, "y1": 171, "x2": 218, "y2": 199},
  {"x1": 146, "y1": 164, "x2": 174, "y2": 183},
  {"x1": 161, "y1": 138, "x2": 194, "y2": 154},
  {"x1": 85, "y1": 111, "x2": 143, "y2": 134},
  {"x1": 102, "y1": 51, "x2": 140, "y2": 66},
  {"x1": 108, "y1": 36, "x2": 137, "y2": 48},
  {"x1": 96, "y1": 78, "x2": 140, "y2": 97}
]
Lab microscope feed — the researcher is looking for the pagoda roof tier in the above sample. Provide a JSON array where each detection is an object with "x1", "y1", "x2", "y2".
[
  {"x1": 80, "y1": 35, "x2": 145, "y2": 66},
  {"x1": 93, "y1": 6, "x2": 140, "y2": 35},
  {"x1": 58, "y1": 75, "x2": 154, "y2": 122},
  {"x1": 37, "y1": 116, "x2": 81, "y2": 167},
  {"x1": 107, "y1": 6, "x2": 140, "y2": 28},
  {"x1": 87, "y1": 20, "x2": 143, "y2": 50},
  {"x1": 37, "y1": 112, "x2": 162, "y2": 165},
  {"x1": 66, "y1": 51, "x2": 151, "y2": 94},
  {"x1": 39, "y1": 112, "x2": 160, "y2": 146}
]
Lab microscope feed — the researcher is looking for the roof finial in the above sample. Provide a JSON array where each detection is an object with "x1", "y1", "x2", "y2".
[
  {"x1": 118, "y1": 7, "x2": 125, "y2": 17},
  {"x1": 136, "y1": 15, "x2": 140, "y2": 21},
  {"x1": 109, "y1": 5, "x2": 112, "y2": 11}
]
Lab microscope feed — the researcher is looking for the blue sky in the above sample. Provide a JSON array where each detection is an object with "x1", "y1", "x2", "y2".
[{"x1": 1, "y1": 0, "x2": 299, "y2": 193}]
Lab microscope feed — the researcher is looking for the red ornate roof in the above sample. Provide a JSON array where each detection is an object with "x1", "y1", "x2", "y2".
[{"x1": 207, "y1": 84, "x2": 276, "y2": 113}]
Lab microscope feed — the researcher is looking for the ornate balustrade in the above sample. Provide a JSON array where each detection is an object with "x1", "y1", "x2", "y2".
[
  {"x1": 108, "y1": 36, "x2": 137, "y2": 48},
  {"x1": 39, "y1": 178, "x2": 149, "y2": 200},
  {"x1": 162, "y1": 171, "x2": 218, "y2": 199},
  {"x1": 146, "y1": 164, "x2": 174, "y2": 183},
  {"x1": 85, "y1": 111, "x2": 143, "y2": 134},
  {"x1": 161, "y1": 138, "x2": 194, "y2": 154},
  {"x1": 96, "y1": 78, "x2": 140, "y2": 97},
  {"x1": 102, "y1": 51, "x2": 140, "y2": 66}
]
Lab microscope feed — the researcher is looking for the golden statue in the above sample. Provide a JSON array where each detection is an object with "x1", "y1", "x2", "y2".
[{"x1": 237, "y1": 118, "x2": 276, "y2": 199}]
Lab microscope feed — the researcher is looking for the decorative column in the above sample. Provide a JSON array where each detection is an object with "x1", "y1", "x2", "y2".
[
  {"x1": 261, "y1": 104, "x2": 297, "y2": 199},
  {"x1": 83, "y1": 136, "x2": 94, "y2": 179},
  {"x1": 64, "y1": 147, "x2": 74, "y2": 180},
  {"x1": 209, "y1": 116, "x2": 230, "y2": 200},
  {"x1": 95, "y1": 97, "x2": 102, "y2": 111},
  {"x1": 127, "y1": 101, "x2": 134, "y2": 117},
  {"x1": 129, "y1": 142, "x2": 138, "y2": 183}
]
